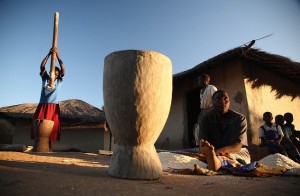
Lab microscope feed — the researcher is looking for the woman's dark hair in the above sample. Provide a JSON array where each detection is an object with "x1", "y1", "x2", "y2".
[
  {"x1": 55, "y1": 66, "x2": 60, "y2": 73},
  {"x1": 54, "y1": 66, "x2": 63, "y2": 79}
]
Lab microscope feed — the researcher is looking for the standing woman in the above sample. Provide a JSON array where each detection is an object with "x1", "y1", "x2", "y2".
[{"x1": 31, "y1": 47, "x2": 65, "y2": 150}]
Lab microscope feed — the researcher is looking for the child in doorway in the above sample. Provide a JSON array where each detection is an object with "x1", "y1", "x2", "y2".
[{"x1": 259, "y1": 112, "x2": 288, "y2": 157}]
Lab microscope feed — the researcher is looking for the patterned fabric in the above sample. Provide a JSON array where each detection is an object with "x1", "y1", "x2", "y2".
[
  {"x1": 31, "y1": 103, "x2": 61, "y2": 141},
  {"x1": 218, "y1": 148, "x2": 251, "y2": 168}
]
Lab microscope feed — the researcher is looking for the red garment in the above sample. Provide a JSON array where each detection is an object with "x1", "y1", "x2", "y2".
[{"x1": 31, "y1": 103, "x2": 61, "y2": 141}]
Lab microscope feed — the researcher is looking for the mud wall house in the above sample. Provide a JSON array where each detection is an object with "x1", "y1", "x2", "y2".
[
  {"x1": 0, "y1": 100, "x2": 106, "y2": 153},
  {"x1": 156, "y1": 46, "x2": 300, "y2": 151}
]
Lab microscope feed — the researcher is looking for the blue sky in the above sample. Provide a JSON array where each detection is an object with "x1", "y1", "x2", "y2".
[{"x1": 1, "y1": 0, "x2": 299, "y2": 109}]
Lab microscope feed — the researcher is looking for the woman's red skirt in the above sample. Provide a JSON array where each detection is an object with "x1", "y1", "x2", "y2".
[{"x1": 31, "y1": 103, "x2": 61, "y2": 141}]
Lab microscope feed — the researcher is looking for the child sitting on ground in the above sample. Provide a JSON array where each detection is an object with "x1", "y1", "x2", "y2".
[
  {"x1": 259, "y1": 112, "x2": 288, "y2": 157},
  {"x1": 275, "y1": 114, "x2": 300, "y2": 163},
  {"x1": 283, "y1": 112, "x2": 300, "y2": 152}
]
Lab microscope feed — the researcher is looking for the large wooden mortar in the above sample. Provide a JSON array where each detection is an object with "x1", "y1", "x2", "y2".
[
  {"x1": 104, "y1": 50, "x2": 172, "y2": 180},
  {"x1": 32, "y1": 119, "x2": 54, "y2": 152}
]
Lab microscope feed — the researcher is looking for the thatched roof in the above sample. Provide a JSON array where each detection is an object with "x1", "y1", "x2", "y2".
[
  {"x1": 173, "y1": 46, "x2": 300, "y2": 99},
  {"x1": 174, "y1": 46, "x2": 300, "y2": 82},
  {"x1": 0, "y1": 99, "x2": 106, "y2": 127}
]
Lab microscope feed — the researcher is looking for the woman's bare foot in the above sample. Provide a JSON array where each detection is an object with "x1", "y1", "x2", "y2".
[{"x1": 200, "y1": 139, "x2": 222, "y2": 171}]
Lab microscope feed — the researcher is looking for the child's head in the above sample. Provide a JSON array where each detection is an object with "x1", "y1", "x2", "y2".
[
  {"x1": 284, "y1": 112, "x2": 293, "y2": 124},
  {"x1": 198, "y1": 73, "x2": 210, "y2": 87},
  {"x1": 49, "y1": 66, "x2": 61, "y2": 79},
  {"x1": 275, "y1": 115, "x2": 284, "y2": 126},
  {"x1": 263, "y1": 112, "x2": 273, "y2": 123}
]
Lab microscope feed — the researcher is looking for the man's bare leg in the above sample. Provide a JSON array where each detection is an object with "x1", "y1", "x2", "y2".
[{"x1": 200, "y1": 139, "x2": 222, "y2": 171}]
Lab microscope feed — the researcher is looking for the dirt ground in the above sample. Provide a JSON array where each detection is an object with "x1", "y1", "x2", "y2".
[{"x1": 0, "y1": 151, "x2": 300, "y2": 196}]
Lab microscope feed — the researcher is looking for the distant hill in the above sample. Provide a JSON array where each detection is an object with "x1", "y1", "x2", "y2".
[{"x1": 0, "y1": 99, "x2": 106, "y2": 126}]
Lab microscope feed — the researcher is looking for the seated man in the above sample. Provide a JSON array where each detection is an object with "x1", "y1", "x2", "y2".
[{"x1": 199, "y1": 90, "x2": 251, "y2": 171}]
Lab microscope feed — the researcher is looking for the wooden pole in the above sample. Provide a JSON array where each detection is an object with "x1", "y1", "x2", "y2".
[{"x1": 49, "y1": 12, "x2": 59, "y2": 87}]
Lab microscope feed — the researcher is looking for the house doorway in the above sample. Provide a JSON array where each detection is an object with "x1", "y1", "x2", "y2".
[{"x1": 186, "y1": 88, "x2": 200, "y2": 148}]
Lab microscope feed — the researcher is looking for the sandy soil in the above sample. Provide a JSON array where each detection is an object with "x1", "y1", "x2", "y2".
[{"x1": 1, "y1": 151, "x2": 300, "y2": 196}]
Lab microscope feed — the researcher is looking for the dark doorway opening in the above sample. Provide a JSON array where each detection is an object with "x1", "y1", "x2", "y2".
[{"x1": 186, "y1": 88, "x2": 200, "y2": 148}]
